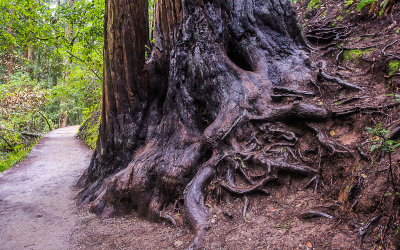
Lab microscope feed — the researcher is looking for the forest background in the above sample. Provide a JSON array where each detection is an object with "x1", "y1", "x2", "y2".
[
  {"x1": 0, "y1": 0, "x2": 398, "y2": 173},
  {"x1": 0, "y1": 0, "x2": 158, "y2": 170}
]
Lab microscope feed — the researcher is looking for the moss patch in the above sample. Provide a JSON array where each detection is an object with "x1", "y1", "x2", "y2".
[
  {"x1": 342, "y1": 48, "x2": 374, "y2": 62},
  {"x1": 78, "y1": 110, "x2": 100, "y2": 149},
  {"x1": 388, "y1": 60, "x2": 400, "y2": 76}
]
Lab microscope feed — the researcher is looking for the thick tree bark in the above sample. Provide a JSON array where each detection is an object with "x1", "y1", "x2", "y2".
[{"x1": 80, "y1": 0, "x2": 343, "y2": 247}]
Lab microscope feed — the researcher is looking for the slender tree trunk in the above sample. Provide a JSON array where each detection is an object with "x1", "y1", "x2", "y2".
[
  {"x1": 80, "y1": 0, "x2": 347, "y2": 247},
  {"x1": 6, "y1": 27, "x2": 14, "y2": 81}
]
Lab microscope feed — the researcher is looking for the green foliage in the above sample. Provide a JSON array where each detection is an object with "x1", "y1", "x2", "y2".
[
  {"x1": 356, "y1": 0, "x2": 377, "y2": 11},
  {"x1": 388, "y1": 93, "x2": 400, "y2": 102},
  {"x1": 345, "y1": 0, "x2": 354, "y2": 6},
  {"x1": 342, "y1": 48, "x2": 374, "y2": 62},
  {"x1": 0, "y1": 0, "x2": 104, "y2": 170},
  {"x1": 307, "y1": 0, "x2": 322, "y2": 10},
  {"x1": 0, "y1": 141, "x2": 37, "y2": 171},
  {"x1": 0, "y1": 75, "x2": 50, "y2": 171},
  {"x1": 78, "y1": 111, "x2": 100, "y2": 149},
  {"x1": 367, "y1": 123, "x2": 400, "y2": 153},
  {"x1": 388, "y1": 60, "x2": 400, "y2": 77}
]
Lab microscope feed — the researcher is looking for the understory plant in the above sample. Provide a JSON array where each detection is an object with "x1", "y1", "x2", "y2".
[{"x1": 367, "y1": 123, "x2": 400, "y2": 196}]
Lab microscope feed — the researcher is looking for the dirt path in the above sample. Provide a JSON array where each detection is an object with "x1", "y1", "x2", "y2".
[
  {"x1": 0, "y1": 126, "x2": 92, "y2": 249},
  {"x1": 0, "y1": 126, "x2": 184, "y2": 250}
]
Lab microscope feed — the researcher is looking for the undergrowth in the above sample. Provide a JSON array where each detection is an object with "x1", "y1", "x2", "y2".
[
  {"x1": 78, "y1": 110, "x2": 100, "y2": 149},
  {"x1": 0, "y1": 140, "x2": 37, "y2": 171}
]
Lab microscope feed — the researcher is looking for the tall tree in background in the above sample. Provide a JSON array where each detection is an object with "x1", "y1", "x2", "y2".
[{"x1": 80, "y1": 0, "x2": 346, "y2": 247}]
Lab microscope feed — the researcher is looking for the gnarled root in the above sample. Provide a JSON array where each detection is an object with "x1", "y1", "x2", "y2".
[
  {"x1": 318, "y1": 68, "x2": 362, "y2": 91},
  {"x1": 184, "y1": 162, "x2": 216, "y2": 249},
  {"x1": 306, "y1": 174, "x2": 326, "y2": 193},
  {"x1": 219, "y1": 175, "x2": 277, "y2": 196}
]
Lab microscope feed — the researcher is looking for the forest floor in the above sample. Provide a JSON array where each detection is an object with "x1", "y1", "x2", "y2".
[
  {"x1": 1, "y1": 2, "x2": 400, "y2": 250},
  {"x1": 0, "y1": 127, "x2": 360, "y2": 250}
]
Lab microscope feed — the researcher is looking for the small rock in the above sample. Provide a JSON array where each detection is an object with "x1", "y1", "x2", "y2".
[
  {"x1": 174, "y1": 240, "x2": 184, "y2": 248},
  {"x1": 102, "y1": 218, "x2": 114, "y2": 224},
  {"x1": 245, "y1": 213, "x2": 252, "y2": 220},
  {"x1": 176, "y1": 230, "x2": 186, "y2": 237},
  {"x1": 210, "y1": 218, "x2": 216, "y2": 224}
]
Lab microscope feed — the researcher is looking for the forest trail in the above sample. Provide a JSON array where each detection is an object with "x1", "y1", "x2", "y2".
[
  {"x1": 0, "y1": 126, "x2": 183, "y2": 250},
  {"x1": 0, "y1": 126, "x2": 92, "y2": 249}
]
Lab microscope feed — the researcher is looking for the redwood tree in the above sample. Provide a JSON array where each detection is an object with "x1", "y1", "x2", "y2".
[{"x1": 79, "y1": 0, "x2": 358, "y2": 248}]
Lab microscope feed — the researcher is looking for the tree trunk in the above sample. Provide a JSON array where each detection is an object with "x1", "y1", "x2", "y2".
[
  {"x1": 80, "y1": 0, "x2": 344, "y2": 247},
  {"x1": 6, "y1": 27, "x2": 14, "y2": 80}
]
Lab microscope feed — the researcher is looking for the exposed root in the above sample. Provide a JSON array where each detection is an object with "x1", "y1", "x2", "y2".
[
  {"x1": 248, "y1": 102, "x2": 330, "y2": 122},
  {"x1": 268, "y1": 128, "x2": 299, "y2": 143},
  {"x1": 219, "y1": 175, "x2": 277, "y2": 196},
  {"x1": 309, "y1": 79, "x2": 322, "y2": 95},
  {"x1": 333, "y1": 103, "x2": 399, "y2": 117},
  {"x1": 333, "y1": 96, "x2": 368, "y2": 105},
  {"x1": 389, "y1": 122, "x2": 400, "y2": 140},
  {"x1": 382, "y1": 40, "x2": 400, "y2": 60},
  {"x1": 306, "y1": 175, "x2": 326, "y2": 193},
  {"x1": 271, "y1": 94, "x2": 303, "y2": 102},
  {"x1": 356, "y1": 145, "x2": 370, "y2": 161},
  {"x1": 236, "y1": 165, "x2": 255, "y2": 185},
  {"x1": 308, "y1": 125, "x2": 352, "y2": 155},
  {"x1": 243, "y1": 196, "x2": 249, "y2": 219},
  {"x1": 263, "y1": 159, "x2": 318, "y2": 176},
  {"x1": 306, "y1": 146, "x2": 327, "y2": 192},
  {"x1": 359, "y1": 214, "x2": 382, "y2": 246},
  {"x1": 318, "y1": 68, "x2": 363, "y2": 91},
  {"x1": 299, "y1": 210, "x2": 334, "y2": 220},
  {"x1": 159, "y1": 212, "x2": 177, "y2": 227},
  {"x1": 184, "y1": 163, "x2": 216, "y2": 249},
  {"x1": 272, "y1": 87, "x2": 316, "y2": 97}
]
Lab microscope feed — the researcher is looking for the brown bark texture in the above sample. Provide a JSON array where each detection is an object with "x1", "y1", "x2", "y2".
[{"x1": 79, "y1": 0, "x2": 354, "y2": 248}]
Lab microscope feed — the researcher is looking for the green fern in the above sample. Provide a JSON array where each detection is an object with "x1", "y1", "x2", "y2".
[{"x1": 356, "y1": 0, "x2": 377, "y2": 11}]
